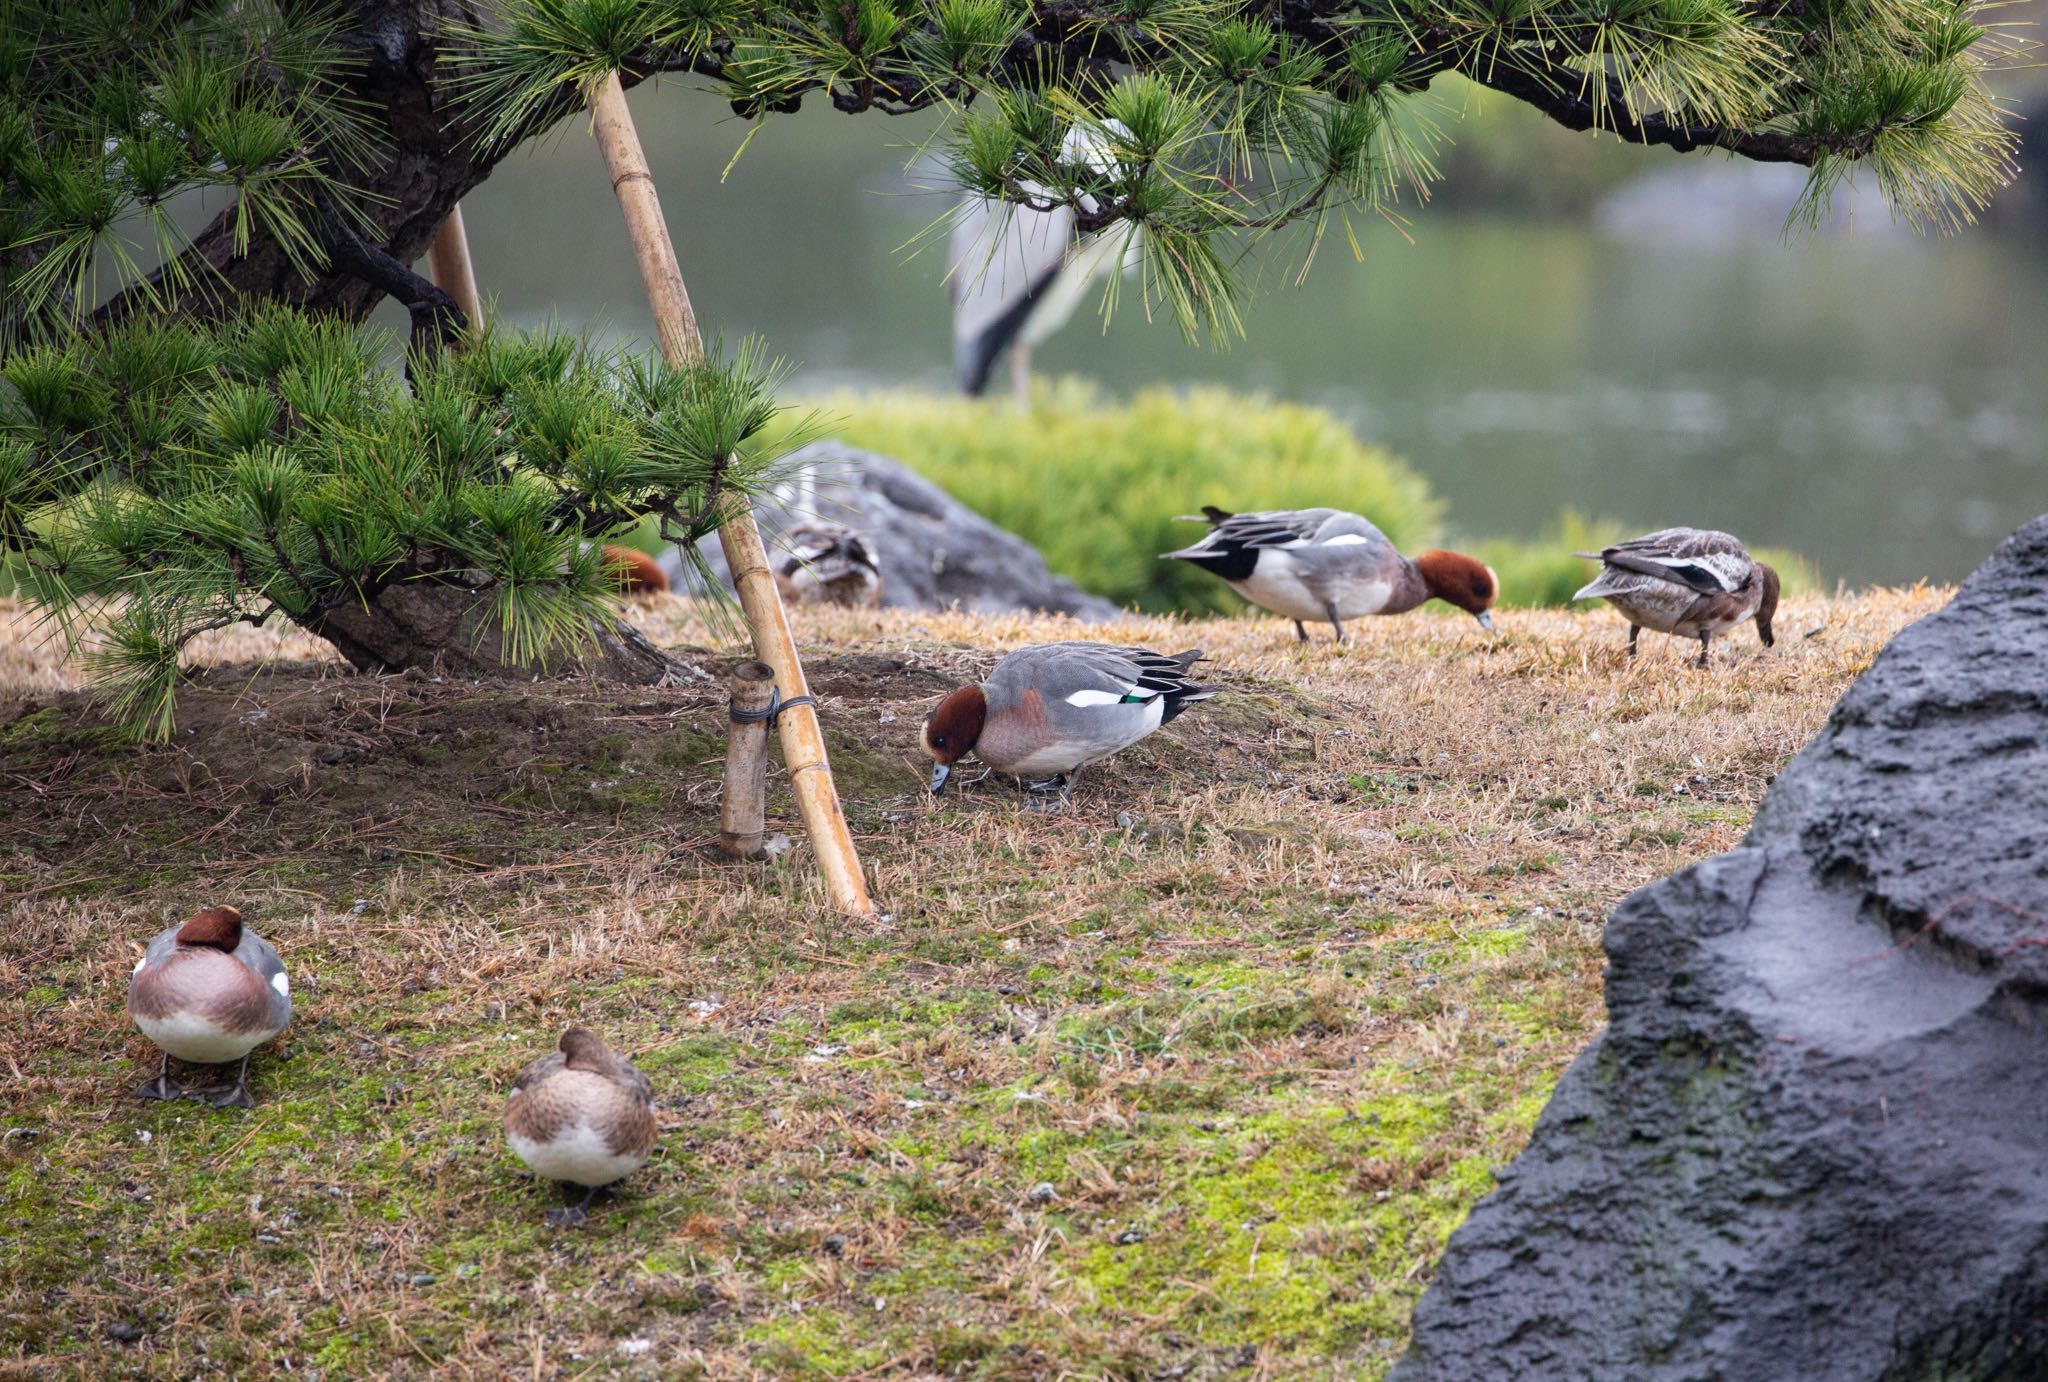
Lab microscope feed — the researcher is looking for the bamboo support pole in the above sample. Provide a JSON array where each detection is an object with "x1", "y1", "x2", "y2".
[
  {"x1": 426, "y1": 204, "x2": 483, "y2": 331},
  {"x1": 584, "y1": 71, "x2": 873, "y2": 915},
  {"x1": 720, "y1": 661, "x2": 774, "y2": 858}
]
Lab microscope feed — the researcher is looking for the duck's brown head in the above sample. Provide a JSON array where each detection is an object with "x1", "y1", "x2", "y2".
[
  {"x1": 1415, "y1": 550, "x2": 1501, "y2": 631},
  {"x1": 559, "y1": 1027, "x2": 618, "y2": 1075},
  {"x1": 175, "y1": 905, "x2": 243, "y2": 952},
  {"x1": 921, "y1": 686, "x2": 987, "y2": 793},
  {"x1": 1755, "y1": 564, "x2": 1781, "y2": 649}
]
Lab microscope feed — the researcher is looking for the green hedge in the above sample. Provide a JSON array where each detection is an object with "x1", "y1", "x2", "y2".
[{"x1": 760, "y1": 380, "x2": 1442, "y2": 615}]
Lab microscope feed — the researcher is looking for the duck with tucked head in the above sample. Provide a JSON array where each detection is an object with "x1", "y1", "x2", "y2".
[
  {"x1": 1162, "y1": 506, "x2": 1498, "y2": 642},
  {"x1": 922, "y1": 642, "x2": 1217, "y2": 810},
  {"x1": 1573, "y1": 527, "x2": 1779, "y2": 668},
  {"x1": 775, "y1": 521, "x2": 883, "y2": 609},
  {"x1": 505, "y1": 1027, "x2": 658, "y2": 1227},
  {"x1": 126, "y1": 905, "x2": 290, "y2": 1108}
]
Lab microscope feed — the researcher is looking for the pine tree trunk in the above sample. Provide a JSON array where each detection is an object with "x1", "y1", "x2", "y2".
[{"x1": 311, "y1": 580, "x2": 679, "y2": 683}]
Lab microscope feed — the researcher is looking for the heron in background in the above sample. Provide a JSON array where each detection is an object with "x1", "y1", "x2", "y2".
[{"x1": 947, "y1": 124, "x2": 1143, "y2": 405}]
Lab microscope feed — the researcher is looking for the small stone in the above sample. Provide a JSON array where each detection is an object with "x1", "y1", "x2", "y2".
[
  {"x1": 1114, "y1": 1228, "x2": 1148, "y2": 1246},
  {"x1": 316, "y1": 746, "x2": 345, "y2": 765},
  {"x1": 822, "y1": 1235, "x2": 846, "y2": 1257},
  {"x1": 106, "y1": 1322, "x2": 145, "y2": 1344},
  {"x1": 407, "y1": 1273, "x2": 436, "y2": 1286},
  {"x1": 1026, "y1": 1182, "x2": 1056, "y2": 1205}
]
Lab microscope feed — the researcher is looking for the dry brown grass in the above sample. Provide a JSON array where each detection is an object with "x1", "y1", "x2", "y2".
[{"x1": 0, "y1": 587, "x2": 1949, "y2": 1380}]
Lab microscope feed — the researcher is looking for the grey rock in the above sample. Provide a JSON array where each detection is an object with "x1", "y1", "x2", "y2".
[
  {"x1": 1395, "y1": 515, "x2": 2048, "y2": 1381},
  {"x1": 662, "y1": 442, "x2": 1119, "y2": 620}
]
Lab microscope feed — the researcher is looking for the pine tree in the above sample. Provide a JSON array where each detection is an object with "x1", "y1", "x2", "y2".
[{"x1": 0, "y1": 0, "x2": 2020, "y2": 731}]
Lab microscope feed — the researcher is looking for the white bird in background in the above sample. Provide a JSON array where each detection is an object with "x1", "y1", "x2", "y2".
[{"x1": 948, "y1": 123, "x2": 1144, "y2": 406}]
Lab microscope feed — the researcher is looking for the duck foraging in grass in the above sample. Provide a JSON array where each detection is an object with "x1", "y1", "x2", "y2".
[
  {"x1": 505, "y1": 1027, "x2": 657, "y2": 1228},
  {"x1": 1162, "y1": 506, "x2": 1499, "y2": 642},
  {"x1": 126, "y1": 905, "x2": 290, "y2": 1108},
  {"x1": 922, "y1": 642, "x2": 1217, "y2": 811},
  {"x1": 1573, "y1": 528, "x2": 1779, "y2": 669}
]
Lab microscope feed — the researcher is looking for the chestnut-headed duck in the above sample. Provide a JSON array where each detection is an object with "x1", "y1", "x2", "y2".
[
  {"x1": 775, "y1": 522, "x2": 882, "y2": 609},
  {"x1": 922, "y1": 642, "x2": 1217, "y2": 809},
  {"x1": 1163, "y1": 506, "x2": 1498, "y2": 642},
  {"x1": 600, "y1": 545, "x2": 670, "y2": 596},
  {"x1": 1573, "y1": 528, "x2": 1779, "y2": 668},
  {"x1": 505, "y1": 1027, "x2": 658, "y2": 1227},
  {"x1": 126, "y1": 905, "x2": 290, "y2": 1108}
]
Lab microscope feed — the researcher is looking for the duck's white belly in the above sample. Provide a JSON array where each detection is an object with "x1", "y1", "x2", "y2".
[
  {"x1": 135, "y1": 1010, "x2": 276, "y2": 1064},
  {"x1": 510, "y1": 1120, "x2": 647, "y2": 1188},
  {"x1": 1231, "y1": 552, "x2": 1392, "y2": 622}
]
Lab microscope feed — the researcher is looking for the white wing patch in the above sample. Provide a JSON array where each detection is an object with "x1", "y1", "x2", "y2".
[
  {"x1": 1065, "y1": 688, "x2": 1134, "y2": 708},
  {"x1": 133, "y1": 955, "x2": 147, "y2": 974},
  {"x1": 1320, "y1": 534, "x2": 1371, "y2": 547},
  {"x1": 271, "y1": 972, "x2": 290, "y2": 998}
]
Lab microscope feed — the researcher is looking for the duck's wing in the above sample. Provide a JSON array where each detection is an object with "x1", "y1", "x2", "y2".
[
  {"x1": 1011, "y1": 643, "x2": 1218, "y2": 717},
  {"x1": 234, "y1": 930, "x2": 292, "y2": 1022},
  {"x1": 1590, "y1": 528, "x2": 1755, "y2": 594},
  {"x1": 1161, "y1": 508, "x2": 1351, "y2": 559}
]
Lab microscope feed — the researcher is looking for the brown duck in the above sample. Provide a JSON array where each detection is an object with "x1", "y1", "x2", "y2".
[
  {"x1": 1574, "y1": 527, "x2": 1779, "y2": 668},
  {"x1": 504, "y1": 1027, "x2": 657, "y2": 1226}
]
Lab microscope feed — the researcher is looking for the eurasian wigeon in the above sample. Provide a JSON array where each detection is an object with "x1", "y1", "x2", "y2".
[
  {"x1": 922, "y1": 642, "x2": 1217, "y2": 809},
  {"x1": 600, "y1": 545, "x2": 670, "y2": 595},
  {"x1": 126, "y1": 905, "x2": 290, "y2": 1107},
  {"x1": 1163, "y1": 506, "x2": 1498, "y2": 641},
  {"x1": 1573, "y1": 527, "x2": 1779, "y2": 668},
  {"x1": 774, "y1": 521, "x2": 882, "y2": 609},
  {"x1": 505, "y1": 1027, "x2": 658, "y2": 1227}
]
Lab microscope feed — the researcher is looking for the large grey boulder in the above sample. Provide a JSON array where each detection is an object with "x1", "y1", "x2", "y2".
[
  {"x1": 662, "y1": 442, "x2": 1119, "y2": 620},
  {"x1": 1395, "y1": 516, "x2": 2048, "y2": 1381}
]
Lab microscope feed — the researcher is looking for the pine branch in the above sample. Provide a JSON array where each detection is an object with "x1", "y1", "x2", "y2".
[{"x1": 1463, "y1": 57, "x2": 1859, "y2": 165}]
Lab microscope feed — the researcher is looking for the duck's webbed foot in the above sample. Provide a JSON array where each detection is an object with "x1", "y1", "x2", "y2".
[
  {"x1": 1627, "y1": 625, "x2": 1641, "y2": 660},
  {"x1": 1023, "y1": 774, "x2": 1073, "y2": 813},
  {"x1": 1695, "y1": 634, "x2": 1713, "y2": 669},
  {"x1": 546, "y1": 1184, "x2": 598, "y2": 1229},
  {"x1": 136, "y1": 1054, "x2": 182, "y2": 1102},
  {"x1": 207, "y1": 1056, "x2": 256, "y2": 1108},
  {"x1": 1292, "y1": 620, "x2": 1309, "y2": 643}
]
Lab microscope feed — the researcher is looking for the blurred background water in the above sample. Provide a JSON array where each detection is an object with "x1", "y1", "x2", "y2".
[{"x1": 417, "y1": 79, "x2": 2047, "y2": 590}]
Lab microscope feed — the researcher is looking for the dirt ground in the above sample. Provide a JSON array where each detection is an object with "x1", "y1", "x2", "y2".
[{"x1": 0, "y1": 587, "x2": 1949, "y2": 1379}]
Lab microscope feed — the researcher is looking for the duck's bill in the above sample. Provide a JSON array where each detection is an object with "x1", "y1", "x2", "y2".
[
  {"x1": 1476, "y1": 610, "x2": 1496, "y2": 632},
  {"x1": 928, "y1": 761, "x2": 952, "y2": 794}
]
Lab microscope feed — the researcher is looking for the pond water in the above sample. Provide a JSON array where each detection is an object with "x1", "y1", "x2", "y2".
[{"x1": 439, "y1": 84, "x2": 2048, "y2": 590}]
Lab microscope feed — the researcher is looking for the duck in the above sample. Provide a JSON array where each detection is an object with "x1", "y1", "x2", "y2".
[
  {"x1": 922, "y1": 642, "x2": 1217, "y2": 809},
  {"x1": 600, "y1": 545, "x2": 670, "y2": 596},
  {"x1": 1162, "y1": 506, "x2": 1499, "y2": 642},
  {"x1": 126, "y1": 905, "x2": 290, "y2": 1108},
  {"x1": 504, "y1": 1027, "x2": 658, "y2": 1227},
  {"x1": 774, "y1": 521, "x2": 883, "y2": 609},
  {"x1": 1572, "y1": 528, "x2": 1779, "y2": 668}
]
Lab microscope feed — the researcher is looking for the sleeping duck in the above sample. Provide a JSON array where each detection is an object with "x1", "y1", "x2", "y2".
[{"x1": 126, "y1": 905, "x2": 290, "y2": 1107}]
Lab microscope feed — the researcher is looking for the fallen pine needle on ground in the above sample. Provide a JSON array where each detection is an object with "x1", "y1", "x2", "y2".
[{"x1": 0, "y1": 588, "x2": 1948, "y2": 1379}]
